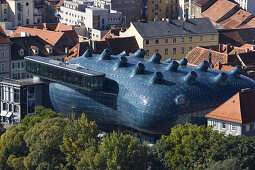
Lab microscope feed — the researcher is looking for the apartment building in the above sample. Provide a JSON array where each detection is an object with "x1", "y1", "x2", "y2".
[
  {"x1": 0, "y1": 26, "x2": 11, "y2": 79},
  {"x1": 137, "y1": 0, "x2": 179, "y2": 21},
  {"x1": 121, "y1": 18, "x2": 219, "y2": 61},
  {"x1": 59, "y1": 0, "x2": 123, "y2": 39},
  {"x1": 0, "y1": 0, "x2": 8, "y2": 22},
  {"x1": 6, "y1": 0, "x2": 34, "y2": 27}
]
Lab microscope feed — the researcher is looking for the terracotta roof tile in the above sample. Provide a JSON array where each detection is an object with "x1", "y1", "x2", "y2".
[
  {"x1": 205, "y1": 89, "x2": 255, "y2": 124},
  {"x1": 0, "y1": 26, "x2": 11, "y2": 43},
  {"x1": 202, "y1": 0, "x2": 238, "y2": 23},
  {"x1": 185, "y1": 46, "x2": 229, "y2": 66}
]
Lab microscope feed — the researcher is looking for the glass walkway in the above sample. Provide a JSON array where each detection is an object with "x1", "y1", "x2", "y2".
[{"x1": 24, "y1": 56, "x2": 105, "y2": 90}]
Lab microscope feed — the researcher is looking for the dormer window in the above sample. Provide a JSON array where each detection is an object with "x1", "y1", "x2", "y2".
[
  {"x1": 45, "y1": 45, "x2": 53, "y2": 54},
  {"x1": 31, "y1": 46, "x2": 39, "y2": 55},
  {"x1": 19, "y1": 48, "x2": 24, "y2": 56}
]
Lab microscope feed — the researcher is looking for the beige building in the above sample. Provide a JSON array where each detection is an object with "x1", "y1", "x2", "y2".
[
  {"x1": 6, "y1": 0, "x2": 34, "y2": 26},
  {"x1": 137, "y1": 0, "x2": 179, "y2": 21},
  {"x1": 121, "y1": 18, "x2": 219, "y2": 61}
]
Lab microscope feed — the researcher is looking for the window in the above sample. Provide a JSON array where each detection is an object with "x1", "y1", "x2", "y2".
[
  {"x1": 165, "y1": 39, "x2": 168, "y2": 43},
  {"x1": 22, "y1": 72, "x2": 27, "y2": 79},
  {"x1": 181, "y1": 47, "x2": 185, "y2": 54},
  {"x1": 26, "y1": 19, "x2": 29, "y2": 25},
  {"x1": 14, "y1": 89, "x2": 20, "y2": 102},
  {"x1": 173, "y1": 48, "x2": 176, "y2": 54},
  {"x1": 146, "y1": 50, "x2": 149, "y2": 56},
  {"x1": 9, "y1": 104, "x2": 12, "y2": 111},
  {"x1": 173, "y1": 38, "x2": 176, "y2": 43},
  {"x1": 155, "y1": 49, "x2": 159, "y2": 52},
  {"x1": 19, "y1": 49, "x2": 24, "y2": 56},
  {"x1": 231, "y1": 125, "x2": 236, "y2": 131},
  {"x1": 222, "y1": 122, "x2": 226, "y2": 129},
  {"x1": 189, "y1": 46, "x2": 192, "y2": 51},
  {"x1": 165, "y1": 48, "x2": 168, "y2": 55},
  {"x1": 181, "y1": 37, "x2": 184, "y2": 42},
  {"x1": 155, "y1": 39, "x2": 159, "y2": 44},
  {"x1": 246, "y1": 125, "x2": 250, "y2": 131},
  {"x1": 200, "y1": 36, "x2": 203, "y2": 41},
  {"x1": 14, "y1": 105, "x2": 19, "y2": 113},
  {"x1": 145, "y1": 40, "x2": 149, "y2": 45},
  {"x1": 189, "y1": 37, "x2": 192, "y2": 42},
  {"x1": 1, "y1": 63, "x2": 5, "y2": 71},
  {"x1": 18, "y1": 14, "x2": 21, "y2": 20},
  {"x1": 0, "y1": 51, "x2": 5, "y2": 58},
  {"x1": 155, "y1": 4, "x2": 158, "y2": 10},
  {"x1": 212, "y1": 121, "x2": 217, "y2": 127},
  {"x1": 4, "y1": 9, "x2": 6, "y2": 14},
  {"x1": 210, "y1": 35, "x2": 214, "y2": 40},
  {"x1": 26, "y1": 2, "x2": 29, "y2": 6},
  {"x1": 3, "y1": 103, "x2": 7, "y2": 110}
]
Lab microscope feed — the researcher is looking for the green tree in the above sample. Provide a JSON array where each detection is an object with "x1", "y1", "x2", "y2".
[
  {"x1": 94, "y1": 131, "x2": 149, "y2": 170},
  {"x1": 0, "y1": 125, "x2": 28, "y2": 169},
  {"x1": 205, "y1": 157, "x2": 241, "y2": 170},
  {"x1": 0, "y1": 118, "x2": 6, "y2": 137},
  {"x1": 21, "y1": 106, "x2": 63, "y2": 130},
  {"x1": 162, "y1": 123, "x2": 224, "y2": 169},
  {"x1": 23, "y1": 117, "x2": 68, "y2": 169},
  {"x1": 61, "y1": 114, "x2": 99, "y2": 169},
  {"x1": 210, "y1": 135, "x2": 255, "y2": 170}
]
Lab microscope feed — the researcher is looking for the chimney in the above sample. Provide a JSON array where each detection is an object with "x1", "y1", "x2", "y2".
[
  {"x1": 226, "y1": 44, "x2": 231, "y2": 54},
  {"x1": 218, "y1": 61, "x2": 222, "y2": 70},
  {"x1": 65, "y1": 47, "x2": 69, "y2": 55}
]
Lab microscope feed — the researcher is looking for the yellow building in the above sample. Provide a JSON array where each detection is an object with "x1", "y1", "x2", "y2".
[
  {"x1": 137, "y1": 0, "x2": 179, "y2": 21},
  {"x1": 121, "y1": 18, "x2": 219, "y2": 61}
]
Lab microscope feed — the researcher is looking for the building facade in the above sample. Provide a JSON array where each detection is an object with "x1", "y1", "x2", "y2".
[
  {"x1": 121, "y1": 18, "x2": 219, "y2": 61},
  {"x1": 137, "y1": 0, "x2": 179, "y2": 21},
  {"x1": 0, "y1": 0, "x2": 8, "y2": 22},
  {"x1": 234, "y1": 0, "x2": 255, "y2": 15},
  {"x1": 59, "y1": 1, "x2": 123, "y2": 39},
  {"x1": 6, "y1": 0, "x2": 34, "y2": 26},
  {"x1": 0, "y1": 78, "x2": 50, "y2": 124},
  {"x1": 0, "y1": 26, "x2": 11, "y2": 79}
]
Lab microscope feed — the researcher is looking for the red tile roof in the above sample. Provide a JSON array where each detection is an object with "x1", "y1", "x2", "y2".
[
  {"x1": 205, "y1": 89, "x2": 255, "y2": 124},
  {"x1": 0, "y1": 26, "x2": 11, "y2": 43},
  {"x1": 11, "y1": 24, "x2": 78, "y2": 47},
  {"x1": 202, "y1": 0, "x2": 238, "y2": 23}
]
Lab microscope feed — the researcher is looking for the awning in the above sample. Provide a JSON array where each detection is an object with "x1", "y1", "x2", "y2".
[
  {"x1": 1, "y1": 111, "x2": 7, "y2": 117},
  {"x1": 6, "y1": 112, "x2": 13, "y2": 118}
]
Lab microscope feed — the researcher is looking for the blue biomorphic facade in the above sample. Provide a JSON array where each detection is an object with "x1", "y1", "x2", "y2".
[{"x1": 49, "y1": 49, "x2": 255, "y2": 134}]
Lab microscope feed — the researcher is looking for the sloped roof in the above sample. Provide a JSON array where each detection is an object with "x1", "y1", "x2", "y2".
[
  {"x1": 219, "y1": 9, "x2": 254, "y2": 29},
  {"x1": 192, "y1": 0, "x2": 211, "y2": 7},
  {"x1": 0, "y1": 26, "x2": 11, "y2": 43},
  {"x1": 205, "y1": 89, "x2": 255, "y2": 124},
  {"x1": 11, "y1": 24, "x2": 78, "y2": 47},
  {"x1": 106, "y1": 36, "x2": 139, "y2": 55},
  {"x1": 10, "y1": 36, "x2": 65, "y2": 60},
  {"x1": 66, "y1": 42, "x2": 91, "y2": 61},
  {"x1": 202, "y1": 0, "x2": 238, "y2": 23},
  {"x1": 131, "y1": 18, "x2": 217, "y2": 38},
  {"x1": 185, "y1": 46, "x2": 229, "y2": 66}
]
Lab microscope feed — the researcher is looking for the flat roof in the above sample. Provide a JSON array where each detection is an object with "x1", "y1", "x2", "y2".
[
  {"x1": 25, "y1": 56, "x2": 105, "y2": 77},
  {"x1": 1, "y1": 78, "x2": 43, "y2": 86}
]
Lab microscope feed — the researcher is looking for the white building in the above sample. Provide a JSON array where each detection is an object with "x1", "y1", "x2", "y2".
[
  {"x1": 234, "y1": 0, "x2": 255, "y2": 15},
  {"x1": 59, "y1": 0, "x2": 123, "y2": 39}
]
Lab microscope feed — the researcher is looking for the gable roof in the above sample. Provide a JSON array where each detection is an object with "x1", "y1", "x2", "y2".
[
  {"x1": 131, "y1": 18, "x2": 218, "y2": 38},
  {"x1": 10, "y1": 36, "x2": 65, "y2": 60},
  {"x1": 0, "y1": 26, "x2": 11, "y2": 44},
  {"x1": 11, "y1": 24, "x2": 78, "y2": 47},
  {"x1": 205, "y1": 89, "x2": 255, "y2": 124}
]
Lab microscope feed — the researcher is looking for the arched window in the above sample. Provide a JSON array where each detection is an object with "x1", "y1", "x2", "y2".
[{"x1": 155, "y1": 4, "x2": 158, "y2": 10}]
